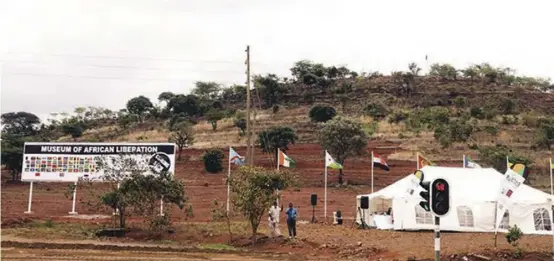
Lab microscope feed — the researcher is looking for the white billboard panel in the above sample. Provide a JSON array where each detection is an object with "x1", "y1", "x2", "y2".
[{"x1": 21, "y1": 142, "x2": 176, "y2": 182}]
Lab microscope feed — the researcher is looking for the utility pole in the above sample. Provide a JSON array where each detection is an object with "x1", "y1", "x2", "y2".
[{"x1": 245, "y1": 45, "x2": 253, "y2": 165}]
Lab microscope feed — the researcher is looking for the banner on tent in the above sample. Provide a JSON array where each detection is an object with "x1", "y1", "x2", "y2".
[{"x1": 21, "y1": 142, "x2": 176, "y2": 182}]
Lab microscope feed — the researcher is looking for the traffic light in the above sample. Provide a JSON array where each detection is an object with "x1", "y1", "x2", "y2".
[
  {"x1": 430, "y1": 178, "x2": 450, "y2": 216},
  {"x1": 415, "y1": 170, "x2": 431, "y2": 212}
]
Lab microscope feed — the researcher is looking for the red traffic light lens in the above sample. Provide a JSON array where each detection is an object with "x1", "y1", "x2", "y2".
[{"x1": 435, "y1": 183, "x2": 445, "y2": 191}]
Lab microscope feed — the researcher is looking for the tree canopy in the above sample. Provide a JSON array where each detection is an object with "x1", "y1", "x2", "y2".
[
  {"x1": 229, "y1": 166, "x2": 293, "y2": 240},
  {"x1": 126, "y1": 96, "x2": 154, "y2": 121},
  {"x1": 1, "y1": 112, "x2": 41, "y2": 136},
  {"x1": 317, "y1": 116, "x2": 368, "y2": 184}
]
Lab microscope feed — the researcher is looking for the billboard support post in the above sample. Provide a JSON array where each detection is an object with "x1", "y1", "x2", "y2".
[
  {"x1": 69, "y1": 181, "x2": 78, "y2": 215},
  {"x1": 24, "y1": 181, "x2": 34, "y2": 214}
]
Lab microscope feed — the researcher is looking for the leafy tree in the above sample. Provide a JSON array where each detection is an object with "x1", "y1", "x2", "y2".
[
  {"x1": 433, "y1": 119, "x2": 474, "y2": 148},
  {"x1": 476, "y1": 63, "x2": 499, "y2": 84},
  {"x1": 126, "y1": 96, "x2": 154, "y2": 122},
  {"x1": 1, "y1": 112, "x2": 41, "y2": 136},
  {"x1": 158, "y1": 91, "x2": 175, "y2": 103},
  {"x1": 254, "y1": 74, "x2": 283, "y2": 107},
  {"x1": 118, "y1": 114, "x2": 139, "y2": 129},
  {"x1": 317, "y1": 117, "x2": 368, "y2": 184},
  {"x1": 499, "y1": 98, "x2": 517, "y2": 115},
  {"x1": 408, "y1": 62, "x2": 421, "y2": 76},
  {"x1": 62, "y1": 123, "x2": 84, "y2": 141},
  {"x1": 168, "y1": 94, "x2": 201, "y2": 116},
  {"x1": 363, "y1": 102, "x2": 389, "y2": 120},
  {"x1": 204, "y1": 109, "x2": 225, "y2": 131},
  {"x1": 478, "y1": 145, "x2": 531, "y2": 173},
  {"x1": 535, "y1": 117, "x2": 554, "y2": 149},
  {"x1": 234, "y1": 118, "x2": 246, "y2": 135},
  {"x1": 192, "y1": 81, "x2": 221, "y2": 100},
  {"x1": 82, "y1": 155, "x2": 186, "y2": 229},
  {"x1": 290, "y1": 60, "x2": 326, "y2": 83},
  {"x1": 257, "y1": 126, "x2": 298, "y2": 163},
  {"x1": 309, "y1": 104, "x2": 337, "y2": 123},
  {"x1": 203, "y1": 149, "x2": 225, "y2": 173},
  {"x1": 461, "y1": 65, "x2": 479, "y2": 82},
  {"x1": 470, "y1": 106, "x2": 485, "y2": 119},
  {"x1": 229, "y1": 166, "x2": 293, "y2": 241},
  {"x1": 169, "y1": 122, "x2": 195, "y2": 160},
  {"x1": 429, "y1": 63, "x2": 458, "y2": 81},
  {"x1": 0, "y1": 134, "x2": 25, "y2": 181}
]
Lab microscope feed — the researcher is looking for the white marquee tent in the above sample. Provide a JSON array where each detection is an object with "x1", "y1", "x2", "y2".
[{"x1": 355, "y1": 166, "x2": 554, "y2": 235}]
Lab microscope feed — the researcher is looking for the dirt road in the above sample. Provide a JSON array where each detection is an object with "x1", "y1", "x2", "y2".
[{"x1": 1, "y1": 248, "x2": 275, "y2": 261}]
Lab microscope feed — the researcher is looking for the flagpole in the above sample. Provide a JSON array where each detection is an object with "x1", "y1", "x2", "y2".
[
  {"x1": 371, "y1": 151, "x2": 374, "y2": 194},
  {"x1": 277, "y1": 148, "x2": 280, "y2": 171},
  {"x1": 548, "y1": 158, "x2": 554, "y2": 259},
  {"x1": 227, "y1": 146, "x2": 231, "y2": 213},
  {"x1": 416, "y1": 152, "x2": 420, "y2": 169},
  {"x1": 324, "y1": 150, "x2": 328, "y2": 219},
  {"x1": 506, "y1": 156, "x2": 509, "y2": 171},
  {"x1": 276, "y1": 149, "x2": 280, "y2": 206},
  {"x1": 548, "y1": 158, "x2": 554, "y2": 195}
]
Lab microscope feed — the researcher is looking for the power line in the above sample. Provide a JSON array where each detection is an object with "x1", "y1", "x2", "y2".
[
  {"x1": 3, "y1": 52, "x2": 286, "y2": 67},
  {"x1": 5, "y1": 72, "x2": 242, "y2": 84},
  {"x1": 0, "y1": 60, "x2": 244, "y2": 73},
  {"x1": 4, "y1": 52, "x2": 243, "y2": 64}
]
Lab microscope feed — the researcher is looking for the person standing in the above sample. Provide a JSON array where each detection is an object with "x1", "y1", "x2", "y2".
[
  {"x1": 285, "y1": 202, "x2": 297, "y2": 239},
  {"x1": 268, "y1": 201, "x2": 283, "y2": 237}
]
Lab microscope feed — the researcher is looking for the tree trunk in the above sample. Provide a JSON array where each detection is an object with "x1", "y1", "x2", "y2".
[
  {"x1": 119, "y1": 208, "x2": 125, "y2": 228},
  {"x1": 178, "y1": 146, "x2": 183, "y2": 160}
]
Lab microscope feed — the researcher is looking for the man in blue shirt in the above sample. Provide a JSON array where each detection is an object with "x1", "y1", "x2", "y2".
[{"x1": 285, "y1": 202, "x2": 297, "y2": 239}]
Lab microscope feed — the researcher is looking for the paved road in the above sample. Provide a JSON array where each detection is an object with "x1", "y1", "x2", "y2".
[{"x1": 1, "y1": 248, "x2": 274, "y2": 261}]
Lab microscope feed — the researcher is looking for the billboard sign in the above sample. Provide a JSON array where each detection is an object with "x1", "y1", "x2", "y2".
[{"x1": 21, "y1": 142, "x2": 176, "y2": 182}]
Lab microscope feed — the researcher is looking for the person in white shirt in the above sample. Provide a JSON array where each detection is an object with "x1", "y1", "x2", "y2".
[{"x1": 268, "y1": 201, "x2": 283, "y2": 237}]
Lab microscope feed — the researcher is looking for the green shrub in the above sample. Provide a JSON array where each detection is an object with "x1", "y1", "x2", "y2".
[
  {"x1": 501, "y1": 115, "x2": 518, "y2": 125},
  {"x1": 535, "y1": 117, "x2": 554, "y2": 149},
  {"x1": 506, "y1": 225, "x2": 523, "y2": 247},
  {"x1": 388, "y1": 111, "x2": 409, "y2": 124},
  {"x1": 433, "y1": 119, "x2": 474, "y2": 148},
  {"x1": 470, "y1": 107, "x2": 485, "y2": 119},
  {"x1": 484, "y1": 125, "x2": 499, "y2": 136},
  {"x1": 478, "y1": 145, "x2": 532, "y2": 172},
  {"x1": 522, "y1": 114, "x2": 539, "y2": 128},
  {"x1": 453, "y1": 97, "x2": 467, "y2": 108},
  {"x1": 309, "y1": 104, "x2": 337, "y2": 123},
  {"x1": 363, "y1": 102, "x2": 389, "y2": 120},
  {"x1": 499, "y1": 98, "x2": 517, "y2": 115},
  {"x1": 202, "y1": 149, "x2": 225, "y2": 173}
]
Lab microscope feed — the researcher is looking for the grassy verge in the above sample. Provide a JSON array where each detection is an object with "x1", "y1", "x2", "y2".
[{"x1": 2, "y1": 219, "x2": 100, "y2": 240}]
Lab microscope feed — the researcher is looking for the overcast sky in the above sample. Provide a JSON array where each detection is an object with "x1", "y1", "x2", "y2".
[{"x1": 1, "y1": 0, "x2": 553, "y2": 121}]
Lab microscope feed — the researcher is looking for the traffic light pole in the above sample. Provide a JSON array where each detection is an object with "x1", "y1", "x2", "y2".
[{"x1": 434, "y1": 216, "x2": 440, "y2": 261}]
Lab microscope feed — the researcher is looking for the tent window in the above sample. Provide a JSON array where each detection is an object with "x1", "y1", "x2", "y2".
[
  {"x1": 457, "y1": 206, "x2": 474, "y2": 227},
  {"x1": 533, "y1": 208, "x2": 552, "y2": 231},
  {"x1": 415, "y1": 205, "x2": 433, "y2": 224},
  {"x1": 500, "y1": 211, "x2": 509, "y2": 230}
]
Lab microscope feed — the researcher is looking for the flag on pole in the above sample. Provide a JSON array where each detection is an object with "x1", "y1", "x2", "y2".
[
  {"x1": 417, "y1": 153, "x2": 435, "y2": 169},
  {"x1": 229, "y1": 147, "x2": 245, "y2": 166},
  {"x1": 463, "y1": 155, "x2": 481, "y2": 168},
  {"x1": 507, "y1": 161, "x2": 529, "y2": 179},
  {"x1": 325, "y1": 151, "x2": 343, "y2": 169},
  {"x1": 372, "y1": 152, "x2": 390, "y2": 171},
  {"x1": 278, "y1": 149, "x2": 295, "y2": 168}
]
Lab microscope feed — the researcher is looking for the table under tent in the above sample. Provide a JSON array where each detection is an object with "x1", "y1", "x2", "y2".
[{"x1": 355, "y1": 166, "x2": 554, "y2": 235}]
